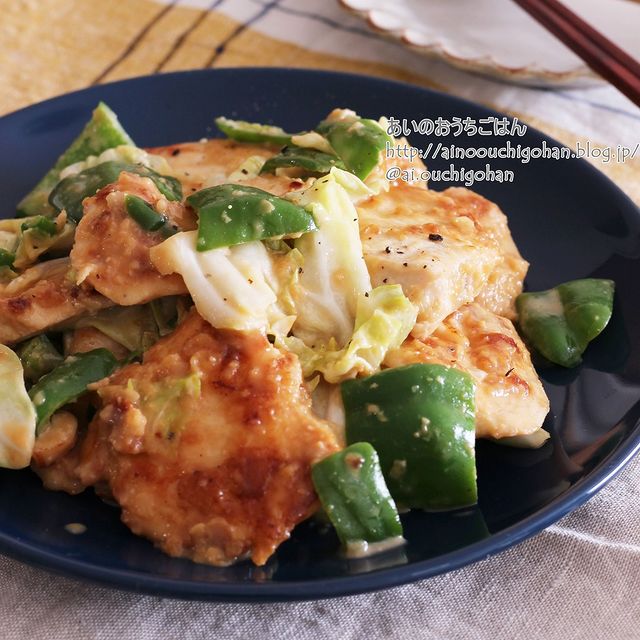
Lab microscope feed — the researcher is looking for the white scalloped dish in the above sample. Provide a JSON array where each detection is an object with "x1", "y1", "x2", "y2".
[{"x1": 339, "y1": 0, "x2": 640, "y2": 87}]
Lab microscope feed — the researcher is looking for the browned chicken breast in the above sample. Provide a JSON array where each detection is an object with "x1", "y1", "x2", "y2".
[
  {"x1": 70, "y1": 172, "x2": 193, "y2": 305},
  {"x1": 385, "y1": 302, "x2": 549, "y2": 438},
  {"x1": 357, "y1": 183, "x2": 502, "y2": 339},
  {"x1": 34, "y1": 310, "x2": 339, "y2": 566},
  {"x1": 443, "y1": 187, "x2": 528, "y2": 319},
  {"x1": 0, "y1": 257, "x2": 111, "y2": 344},
  {"x1": 149, "y1": 139, "x2": 311, "y2": 196}
]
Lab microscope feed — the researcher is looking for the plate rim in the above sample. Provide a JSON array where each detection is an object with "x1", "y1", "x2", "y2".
[
  {"x1": 337, "y1": 0, "x2": 603, "y2": 88},
  {"x1": 1, "y1": 66, "x2": 639, "y2": 601}
]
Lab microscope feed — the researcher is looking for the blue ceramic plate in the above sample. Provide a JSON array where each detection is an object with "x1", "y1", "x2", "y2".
[{"x1": 1, "y1": 69, "x2": 639, "y2": 601}]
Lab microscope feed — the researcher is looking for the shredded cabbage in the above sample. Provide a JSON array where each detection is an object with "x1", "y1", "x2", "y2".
[
  {"x1": 149, "y1": 166, "x2": 416, "y2": 383},
  {"x1": 75, "y1": 304, "x2": 161, "y2": 352},
  {"x1": 280, "y1": 168, "x2": 417, "y2": 382},
  {"x1": 227, "y1": 155, "x2": 267, "y2": 181},
  {"x1": 311, "y1": 380, "x2": 346, "y2": 445},
  {"x1": 287, "y1": 168, "x2": 373, "y2": 347},
  {"x1": 0, "y1": 212, "x2": 74, "y2": 273},
  {"x1": 0, "y1": 345, "x2": 37, "y2": 469},
  {"x1": 150, "y1": 231, "x2": 296, "y2": 333},
  {"x1": 290, "y1": 131, "x2": 335, "y2": 155},
  {"x1": 59, "y1": 145, "x2": 172, "y2": 180},
  {"x1": 280, "y1": 284, "x2": 416, "y2": 383},
  {"x1": 129, "y1": 372, "x2": 202, "y2": 439}
]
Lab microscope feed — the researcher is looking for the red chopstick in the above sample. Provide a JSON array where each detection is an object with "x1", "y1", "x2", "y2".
[{"x1": 512, "y1": 0, "x2": 640, "y2": 106}]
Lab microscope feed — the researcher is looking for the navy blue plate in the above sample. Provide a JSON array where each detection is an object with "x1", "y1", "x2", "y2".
[{"x1": 1, "y1": 68, "x2": 639, "y2": 601}]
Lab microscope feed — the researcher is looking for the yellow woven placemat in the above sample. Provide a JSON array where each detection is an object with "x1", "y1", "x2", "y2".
[{"x1": 1, "y1": 0, "x2": 638, "y2": 204}]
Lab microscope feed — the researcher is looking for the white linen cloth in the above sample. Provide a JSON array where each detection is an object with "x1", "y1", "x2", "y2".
[{"x1": 3, "y1": 455, "x2": 639, "y2": 639}]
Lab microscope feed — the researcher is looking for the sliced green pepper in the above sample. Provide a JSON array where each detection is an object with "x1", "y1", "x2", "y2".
[
  {"x1": 124, "y1": 194, "x2": 178, "y2": 238},
  {"x1": 9, "y1": 215, "x2": 75, "y2": 272},
  {"x1": 312, "y1": 442, "x2": 403, "y2": 548},
  {"x1": 28, "y1": 348, "x2": 119, "y2": 433},
  {"x1": 260, "y1": 146, "x2": 345, "y2": 177},
  {"x1": 188, "y1": 184, "x2": 317, "y2": 251},
  {"x1": 516, "y1": 278, "x2": 615, "y2": 368},
  {"x1": 316, "y1": 116, "x2": 391, "y2": 181},
  {"x1": 215, "y1": 116, "x2": 298, "y2": 146},
  {"x1": 16, "y1": 335, "x2": 64, "y2": 382},
  {"x1": 18, "y1": 102, "x2": 134, "y2": 217},
  {"x1": 342, "y1": 364, "x2": 477, "y2": 511},
  {"x1": 0, "y1": 248, "x2": 15, "y2": 269},
  {"x1": 20, "y1": 216, "x2": 58, "y2": 236},
  {"x1": 49, "y1": 161, "x2": 182, "y2": 222}
]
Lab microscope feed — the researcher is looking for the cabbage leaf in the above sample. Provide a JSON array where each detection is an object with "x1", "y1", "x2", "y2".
[
  {"x1": 150, "y1": 230, "x2": 297, "y2": 333},
  {"x1": 0, "y1": 212, "x2": 74, "y2": 274},
  {"x1": 0, "y1": 344, "x2": 37, "y2": 469},
  {"x1": 288, "y1": 168, "x2": 373, "y2": 347},
  {"x1": 149, "y1": 166, "x2": 417, "y2": 384},
  {"x1": 280, "y1": 284, "x2": 416, "y2": 383},
  {"x1": 58, "y1": 144, "x2": 172, "y2": 180}
]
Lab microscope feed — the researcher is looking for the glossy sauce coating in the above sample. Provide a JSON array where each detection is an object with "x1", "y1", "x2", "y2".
[
  {"x1": 70, "y1": 172, "x2": 193, "y2": 305},
  {"x1": 35, "y1": 311, "x2": 339, "y2": 566}
]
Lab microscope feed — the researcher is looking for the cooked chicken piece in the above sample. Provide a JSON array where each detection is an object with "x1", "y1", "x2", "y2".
[
  {"x1": 385, "y1": 302, "x2": 549, "y2": 439},
  {"x1": 32, "y1": 446, "x2": 87, "y2": 494},
  {"x1": 35, "y1": 310, "x2": 339, "y2": 566},
  {"x1": 149, "y1": 139, "x2": 312, "y2": 196},
  {"x1": 357, "y1": 183, "x2": 502, "y2": 339},
  {"x1": 70, "y1": 172, "x2": 193, "y2": 305},
  {"x1": 443, "y1": 188, "x2": 528, "y2": 318},
  {"x1": 32, "y1": 411, "x2": 78, "y2": 468},
  {"x1": 0, "y1": 257, "x2": 111, "y2": 345}
]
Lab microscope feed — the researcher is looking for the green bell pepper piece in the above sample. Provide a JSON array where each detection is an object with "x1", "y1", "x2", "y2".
[
  {"x1": 18, "y1": 102, "x2": 134, "y2": 217},
  {"x1": 260, "y1": 146, "x2": 345, "y2": 177},
  {"x1": 215, "y1": 116, "x2": 298, "y2": 146},
  {"x1": 20, "y1": 216, "x2": 58, "y2": 236},
  {"x1": 28, "y1": 348, "x2": 119, "y2": 433},
  {"x1": 16, "y1": 335, "x2": 64, "y2": 383},
  {"x1": 188, "y1": 184, "x2": 317, "y2": 251},
  {"x1": 341, "y1": 363, "x2": 477, "y2": 511},
  {"x1": 8, "y1": 215, "x2": 75, "y2": 272},
  {"x1": 124, "y1": 194, "x2": 178, "y2": 238},
  {"x1": 49, "y1": 161, "x2": 182, "y2": 223},
  {"x1": 516, "y1": 278, "x2": 615, "y2": 368},
  {"x1": 312, "y1": 442, "x2": 403, "y2": 547},
  {"x1": 316, "y1": 116, "x2": 391, "y2": 181},
  {"x1": 0, "y1": 248, "x2": 15, "y2": 268}
]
